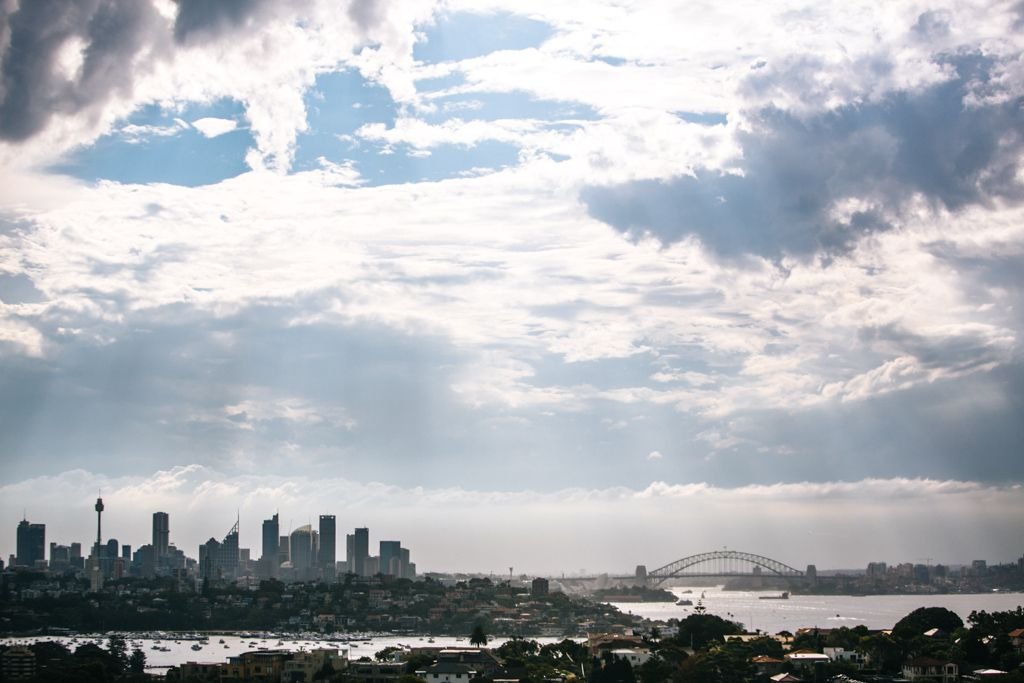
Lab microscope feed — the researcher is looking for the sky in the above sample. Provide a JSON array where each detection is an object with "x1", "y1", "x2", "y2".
[{"x1": 1, "y1": 0, "x2": 1023, "y2": 575}]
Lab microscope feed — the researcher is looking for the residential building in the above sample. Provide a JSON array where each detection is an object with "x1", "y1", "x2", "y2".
[
  {"x1": 0, "y1": 646, "x2": 36, "y2": 680},
  {"x1": 902, "y1": 657, "x2": 958, "y2": 683}
]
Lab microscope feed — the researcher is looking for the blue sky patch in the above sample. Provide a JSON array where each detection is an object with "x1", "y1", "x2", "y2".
[
  {"x1": 676, "y1": 111, "x2": 729, "y2": 126},
  {"x1": 423, "y1": 91, "x2": 599, "y2": 124},
  {"x1": 52, "y1": 99, "x2": 252, "y2": 186},
  {"x1": 414, "y1": 12, "x2": 554, "y2": 63}
]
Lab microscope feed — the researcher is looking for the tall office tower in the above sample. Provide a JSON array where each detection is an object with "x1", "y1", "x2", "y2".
[
  {"x1": 399, "y1": 547, "x2": 411, "y2": 579},
  {"x1": 290, "y1": 525, "x2": 313, "y2": 581},
  {"x1": 105, "y1": 539, "x2": 119, "y2": 578},
  {"x1": 153, "y1": 512, "x2": 170, "y2": 558},
  {"x1": 70, "y1": 542, "x2": 82, "y2": 569},
  {"x1": 15, "y1": 520, "x2": 45, "y2": 567},
  {"x1": 351, "y1": 527, "x2": 369, "y2": 576},
  {"x1": 346, "y1": 534, "x2": 354, "y2": 575},
  {"x1": 50, "y1": 543, "x2": 71, "y2": 572},
  {"x1": 121, "y1": 544, "x2": 131, "y2": 560},
  {"x1": 199, "y1": 537, "x2": 221, "y2": 579},
  {"x1": 379, "y1": 540, "x2": 401, "y2": 577},
  {"x1": 318, "y1": 515, "x2": 336, "y2": 581},
  {"x1": 261, "y1": 513, "x2": 279, "y2": 563},
  {"x1": 219, "y1": 520, "x2": 240, "y2": 578}
]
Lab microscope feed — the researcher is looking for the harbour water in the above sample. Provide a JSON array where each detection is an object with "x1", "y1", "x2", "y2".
[
  {"x1": 0, "y1": 633, "x2": 567, "y2": 675},
  {"x1": 3, "y1": 588, "x2": 1021, "y2": 674},
  {"x1": 610, "y1": 586, "x2": 1024, "y2": 634}
]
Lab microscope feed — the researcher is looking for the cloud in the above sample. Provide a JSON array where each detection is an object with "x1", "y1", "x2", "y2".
[
  {"x1": 172, "y1": 0, "x2": 275, "y2": 45},
  {"x1": 191, "y1": 116, "x2": 238, "y2": 138},
  {"x1": 0, "y1": 0, "x2": 170, "y2": 142},
  {"x1": 582, "y1": 53, "x2": 1024, "y2": 261},
  {"x1": 646, "y1": 450, "x2": 663, "y2": 460}
]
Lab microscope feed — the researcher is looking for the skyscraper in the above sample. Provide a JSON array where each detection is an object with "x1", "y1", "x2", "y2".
[
  {"x1": 318, "y1": 515, "x2": 336, "y2": 581},
  {"x1": 153, "y1": 512, "x2": 169, "y2": 558},
  {"x1": 350, "y1": 527, "x2": 369, "y2": 576},
  {"x1": 379, "y1": 540, "x2": 401, "y2": 577},
  {"x1": 15, "y1": 519, "x2": 45, "y2": 567},
  {"x1": 261, "y1": 514, "x2": 279, "y2": 562},
  {"x1": 290, "y1": 525, "x2": 313, "y2": 581},
  {"x1": 262, "y1": 513, "x2": 279, "y2": 578},
  {"x1": 200, "y1": 520, "x2": 240, "y2": 580}
]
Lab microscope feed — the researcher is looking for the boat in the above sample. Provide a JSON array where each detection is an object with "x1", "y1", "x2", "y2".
[
  {"x1": 676, "y1": 599, "x2": 693, "y2": 606},
  {"x1": 759, "y1": 592, "x2": 790, "y2": 600}
]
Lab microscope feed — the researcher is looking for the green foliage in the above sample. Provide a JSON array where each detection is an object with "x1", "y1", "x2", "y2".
[
  {"x1": 592, "y1": 653, "x2": 636, "y2": 683},
  {"x1": 636, "y1": 655, "x2": 673, "y2": 683},
  {"x1": 672, "y1": 648, "x2": 752, "y2": 683},
  {"x1": 672, "y1": 612, "x2": 743, "y2": 649},
  {"x1": 498, "y1": 637, "x2": 541, "y2": 661},
  {"x1": 404, "y1": 653, "x2": 437, "y2": 674},
  {"x1": 376, "y1": 646, "x2": 403, "y2": 661},
  {"x1": 968, "y1": 606, "x2": 1024, "y2": 636},
  {"x1": 858, "y1": 633, "x2": 902, "y2": 673},
  {"x1": 397, "y1": 675, "x2": 428, "y2": 683},
  {"x1": 892, "y1": 606, "x2": 963, "y2": 641},
  {"x1": 470, "y1": 623, "x2": 489, "y2": 646},
  {"x1": 128, "y1": 647, "x2": 146, "y2": 674}
]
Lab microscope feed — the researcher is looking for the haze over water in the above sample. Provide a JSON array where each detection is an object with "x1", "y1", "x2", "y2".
[{"x1": 611, "y1": 587, "x2": 1024, "y2": 634}]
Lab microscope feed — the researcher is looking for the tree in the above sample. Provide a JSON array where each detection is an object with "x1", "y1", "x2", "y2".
[
  {"x1": 471, "y1": 624, "x2": 489, "y2": 647},
  {"x1": 129, "y1": 647, "x2": 147, "y2": 674},
  {"x1": 892, "y1": 607, "x2": 963, "y2": 642},
  {"x1": 673, "y1": 613, "x2": 743, "y2": 650},
  {"x1": 107, "y1": 634, "x2": 129, "y2": 672}
]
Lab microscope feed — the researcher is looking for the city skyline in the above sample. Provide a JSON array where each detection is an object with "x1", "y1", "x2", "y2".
[
  {"x1": 3, "y1": 486, "x2": 1021, "y2": 576},
  {"x1": 2, "y1": 2, "x2": 1024, "y2": 573}
]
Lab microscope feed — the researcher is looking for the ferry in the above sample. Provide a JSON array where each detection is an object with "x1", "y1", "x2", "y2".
[{"x1": 759, "y1": 591, "x2": 790, "y2": 600}]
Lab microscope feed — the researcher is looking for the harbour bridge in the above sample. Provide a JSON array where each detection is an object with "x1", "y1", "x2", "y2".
[
  {"x1": 641, "y1": 550, "x2": 806, "y2": 585},
  {"x1": 553, "y1": 550, "x2": 811, "y2": 586}
]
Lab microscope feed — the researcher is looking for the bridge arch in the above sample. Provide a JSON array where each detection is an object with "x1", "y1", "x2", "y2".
[{"x1": 647, "y1": 550, "x2": 805, "y2": 585}]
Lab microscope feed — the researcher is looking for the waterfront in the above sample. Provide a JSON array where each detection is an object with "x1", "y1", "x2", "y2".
[
  {"x1": 0, "y1": 633, "x2": 567, "y2": 674},
  {"x1": 610, "y1": 586, "x2": 1024, "y2": 634}
]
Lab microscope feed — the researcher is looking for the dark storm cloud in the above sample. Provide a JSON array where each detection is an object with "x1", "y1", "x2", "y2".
[
  {"x1": 582, "y1": 53, "x2": 1024, "y2": 261},
  {"x1": 0, "y1": 0, "x2": 167, "y2": 141},
  {"x1": 172, "y1": 0, "x2": 273, "y2": 44},
  {"x1": 347, "y1": 0, "x2": 386, "y2": 32}
]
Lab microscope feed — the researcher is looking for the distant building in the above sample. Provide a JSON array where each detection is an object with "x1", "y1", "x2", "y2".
[
  {"x1": 345, "y1": 660, "x2": 406, "y2": 683},
  {"x1": 416, "y1": 662, "x2": 478, "y2": 683},
  {"x1": 222, "y1": 649, "x2": 293, "y2": 680},
  {"x1": 15, "y1": 519, "x2": 45, "y2": 568},
  {"x1": 902, "y1": 657, "x2": 958, "y2": 683},
  {"x1": 610, "y1": 649, "x2": 651, "y2": 667},
  {"x1": 380, "y1": 540, "x2": 401, "y2": 577},
  {"x1": 0, "y1": 646, "x2": 36, "y2": 680},
  {"x1": 199, "y1": 520, "x2": 240, "y2": 580},
  {"x1": 262, "y1": 513, "x2": 280, "y2": 577},
  {"x1": 350, "y1": 527, "x2": 369, "y2": 576},
  {"x1": 319, "y1": 515, "x2": 336, "y2": 581},
  {"x1": 291, "y1": 525, "x2": 314, "y2": 581},
  {"x1": 283, "y1": 647, "x2": 346, "y2": 682},
  {"x1": 531, "y1": 577, "x2": 549, "y2": 597},
  {"x1": 153, "y1": 512, "x2": 170, "y2": 558}
]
